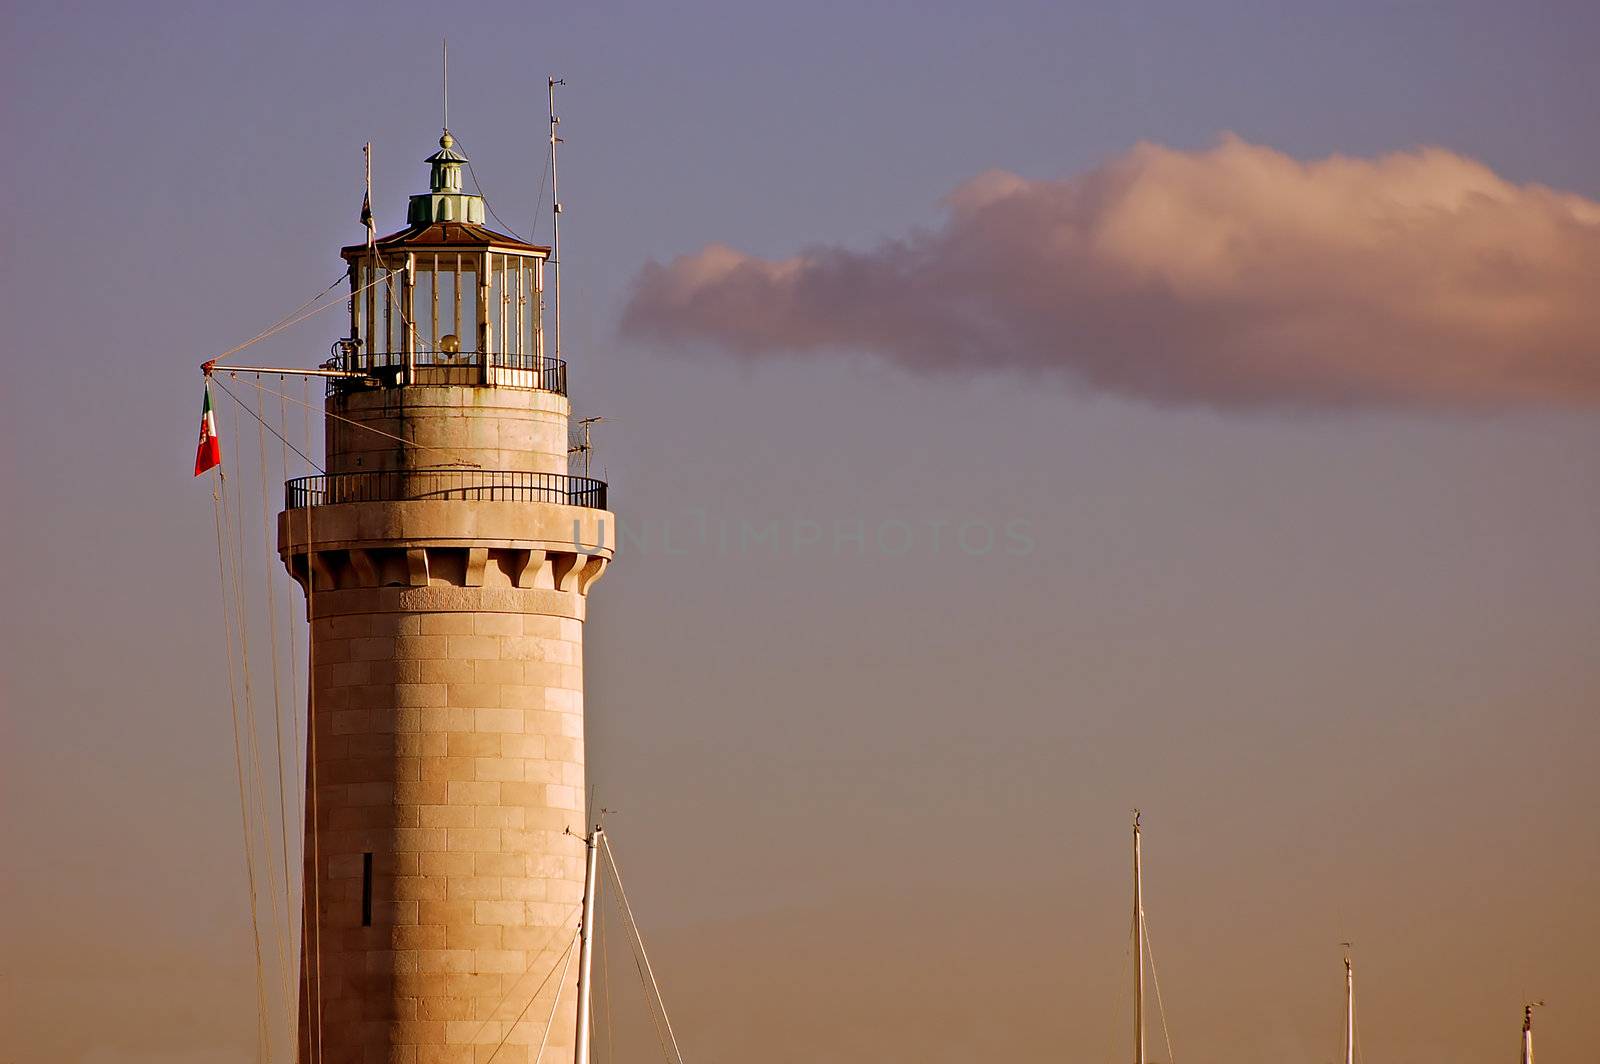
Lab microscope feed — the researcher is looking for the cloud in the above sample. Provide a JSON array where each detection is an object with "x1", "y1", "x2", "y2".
[{"x1": 623, "y1": 135, "x2": 1600, "y2": 407}]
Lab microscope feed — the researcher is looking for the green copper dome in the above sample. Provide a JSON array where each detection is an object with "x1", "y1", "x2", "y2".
[{"x1": 407, "y1": 130, "x2": 485, "y2": 225}]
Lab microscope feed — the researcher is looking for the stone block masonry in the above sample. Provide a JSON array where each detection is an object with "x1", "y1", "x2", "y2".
[{"x1": 290, "y1": 581, "x2": 607, "y2": 1064}]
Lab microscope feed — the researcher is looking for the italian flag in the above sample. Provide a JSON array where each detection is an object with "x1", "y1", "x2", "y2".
[{"x1": 194, "y1": 380, "x2": 222, "y2": 476}]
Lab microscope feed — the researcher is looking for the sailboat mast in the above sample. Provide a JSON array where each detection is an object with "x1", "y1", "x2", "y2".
[
  {"x1": 574, "y1": 824, "x2": 603, "y2": 1064},
  {"x1": 1343, "y1": 954, "x2": 1355, "y2": 1064},
  {"x1": 1133, "y1": 810, "x2": 1145, "y2": 1064}
]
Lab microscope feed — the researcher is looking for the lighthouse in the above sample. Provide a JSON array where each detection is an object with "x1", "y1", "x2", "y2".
[{"x1": 278, "y1": 126, "x2": 613, "y2": 1063}]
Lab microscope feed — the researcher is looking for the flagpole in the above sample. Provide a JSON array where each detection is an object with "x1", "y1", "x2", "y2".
[
  {"x1": 364, "y1": 142, "x2": 374, "y2": 246},
  {"x1": 363, "y1": 142, "x2": 375, "y2": 375}
]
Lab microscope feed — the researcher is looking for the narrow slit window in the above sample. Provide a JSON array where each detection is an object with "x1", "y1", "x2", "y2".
[{"x1": 361, "y1": 852, "x2": 373, "y2": 927}]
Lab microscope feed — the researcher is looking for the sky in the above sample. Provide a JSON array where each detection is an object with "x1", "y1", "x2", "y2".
[{"x1": 2, "y1": 1, "x2": 1598, "y2": 1062}]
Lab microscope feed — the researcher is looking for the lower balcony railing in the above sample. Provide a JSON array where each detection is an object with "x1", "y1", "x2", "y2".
[{"x1": 285, "y1": 469, "x2": 607, "y2": 510}]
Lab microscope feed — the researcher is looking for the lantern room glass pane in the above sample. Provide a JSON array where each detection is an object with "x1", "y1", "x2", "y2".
[
  {"x1": 385, "y1": 269, "x2": 403, "y2": 357},
  {"x1": 438, "y1": 261, "x2": 456, "y2": 348},
  {"x1": 355, "y1": 262, "x2": 376, "y2": 365},
  {"x1": 522, "y1": 261, "x2": 539, "y2": 365},
  {"x1": 413, "y1": 253, "x2": 469, "y2": 359},
  {"x1": 460, "y1": 260, "x2": 479, "y2": 352},
  {"x1": 488, "y1": 255, "x2": 510, "y2": 358},
  {"x1": 413, "y1": 258, "x2": 437, "y2": 354}
]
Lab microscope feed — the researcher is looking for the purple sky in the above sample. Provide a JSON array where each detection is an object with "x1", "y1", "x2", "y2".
[{"x1": 2, "y1": 2, "x2": 1597, "y2": 1061}]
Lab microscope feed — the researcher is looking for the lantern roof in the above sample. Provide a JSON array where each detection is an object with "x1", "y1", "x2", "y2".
[
  {"x1": 341, "y1": 131, "x2": 550, "y2": 260},
  {"x1": 341, "y1": 221, "x2": 549, "y2": 260}
]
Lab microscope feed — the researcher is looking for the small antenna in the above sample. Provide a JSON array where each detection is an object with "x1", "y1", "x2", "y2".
[
  {"x1": 442, "y1": 39, "x2": 450, "y2": 132},
  {"x1": 569, "y1": 416, "x2": 606, "y2": 478}
]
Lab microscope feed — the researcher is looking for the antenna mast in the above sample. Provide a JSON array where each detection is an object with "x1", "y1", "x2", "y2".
[
  {"x1": 1133, "y1": 810, "x2": 1145, "y2": 1064},
  {"x1": 548, "y1": 77, "x2": 566, "y2": 362},
  {"x1": 570, "y1": 416, "x2": 605, "y2": 478},
  {"x1": 442, "y1": 39, "x2": 449, "y2": 131}
]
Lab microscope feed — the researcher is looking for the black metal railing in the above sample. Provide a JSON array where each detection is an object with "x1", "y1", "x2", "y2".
[
  {"x1": 285, "y1": 468, "x2": 607, "y2": 510},
  {"x1": 326, "y1": 349, "x2": 567, "y2": 395}
]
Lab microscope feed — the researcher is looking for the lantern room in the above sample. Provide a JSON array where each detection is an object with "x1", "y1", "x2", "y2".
[{"x1": 333, "y1": 132, "x2": 559, "y2": 393}]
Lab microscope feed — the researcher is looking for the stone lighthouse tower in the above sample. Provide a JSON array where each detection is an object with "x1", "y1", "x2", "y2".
[{"x1": 278, "y1": 129, "x2": 613, "y2": 1064}]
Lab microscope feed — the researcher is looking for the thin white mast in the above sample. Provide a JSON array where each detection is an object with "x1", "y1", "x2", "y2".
[
  {"x1": 1343, "y1": 952, "x2": 1355, "y2": 1064},
  {"x1": 548, "y1": 77, "x2": 565, "y2": 363},
  {"x1": 1133, "y1": 810, "x2": 1145, "y2": 1064},
  {"x1": 574, "y1": 824, "x2": 603, "y2": 1064}
]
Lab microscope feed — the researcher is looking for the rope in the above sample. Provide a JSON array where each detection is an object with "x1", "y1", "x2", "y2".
[
  {"x1": 453, "y1": 134, "x2": 532, "y2": 244},
  {"x1": 256, "y1": 384, "x2": 298, "y2": 1018},
  {"x1": 600, "y1": 891, "x2": 614, "y2": 1064},
  {"x1": 369, "y1": 241, "x2": 419, "y2": 377},
  {"x1": 224, "y1": 373, "x2": 479, "y2": 465},
  {"x1": 529, "y1": 932, "x2": 580, "y2": 1064},
  {"x1": 222, "y1": 446, "x2": 289, "y2": 1058},
  {"x1": 209, "y1": 274, "x2": 345, "y2": 367},
  {"x1": 278, "y1": 384, "x2": 307, "y2": 1037},
  {"x1": 1142, "y1": 915, "x2": 1176, "y2": 1064},
  {"x1": 605, "y1": 854, "x2": 674, "y2": 1064},
  {"x1": 460, "y1": 903, "x2": 583, "y2": 1049},
  {"x1": 199, "y1": 194, "x2": 433, "y2": 1064},
  {"x1": 480, "y1": 927, "x2": 580, "y2": 1063},
  {"x1": 529, "y1": 140, "x2": 553, "y2": 243},
  {"x1": 211, "y1": 377, "x2": 323, "y2": 472},
  {"x1": 207, "y1": 265, "x2": 403, "y2": 370},
  {"x1": 212, "y1": 475, "x2": 272, "y2": 1063},
  {"x1": 625, "y1": 926, "x2": 673, "y2": 1064},
  {"x1": 601, "y1": 835, "x2": 685, "y2": 1064},
  {"x1": 302, "y1": 378, "x2": 326, "y2": 1064}
]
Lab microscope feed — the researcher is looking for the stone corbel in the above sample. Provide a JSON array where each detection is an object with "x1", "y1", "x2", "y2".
[
  {"x1": 512, "y1": 549, "x2": 547, "y2": 589},
  {"x1": 405, "y1": 548, "x2": 430, "y2": 587},
  {"x1": 286, "y1": 553, "x2": 311, "y2": 595},
  {"x1": 348, "y1": 548, "x2": 379, "y2": 588},
  {"x1": 309, "y1": 551, "x2": 338, "y2": 592},
  {"x1": 576, "y1": 556, "x2": 609, "y2": 595},
  {"x1": 464, "y1": 548, "x2": 488, "y2": 588},
  {"x1": 551, "y1": 553, "x2": 588, "y2": 592}
]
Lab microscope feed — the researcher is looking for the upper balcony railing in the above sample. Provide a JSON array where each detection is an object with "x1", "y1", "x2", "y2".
[
  {"x1": 324, "y1": 346, "x2": 567, "y2": 395},
  {"x1": 285, "y1": 468, "x2": 607, "y2": 510}
]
